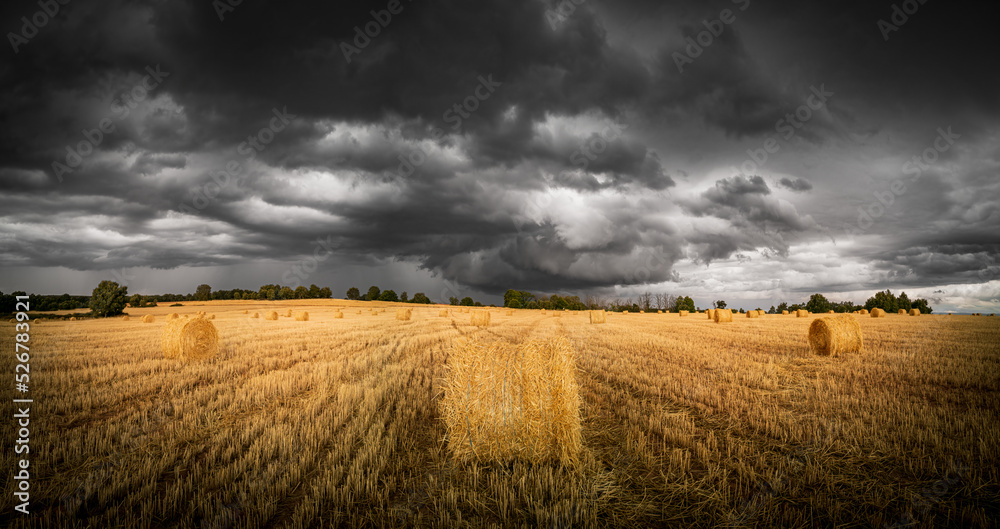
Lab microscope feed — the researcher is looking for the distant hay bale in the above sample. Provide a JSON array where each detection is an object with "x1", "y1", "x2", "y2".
[
  {"x1": 859, "y1": 309, "x2": 869, "y2": 315},
  {"x1": 440, "y1": 310, "x2": 450, "y2": 317},
  {"x1": 121, "y1": 315, "x2": 130, "y2": 321},
  {"x1": 265, "y1": 311, "x2": 278, "y2": 320},
  {"x1": 208, "y1": 314, "x2": 216, "y2": 320},
  {"x1": 462, "y1": 307, "x2": 471, "y2": 314},
  {"x1": 294, "y1": 311, "x2": 309, "y2": 321},
  {"x1": 657, "y1": 310, "x2": 663, "y2": 314},
  {"x1": 706, "y1": 309, "x2": 715, "y2": 319},
  {"x1": 746, "y1": 310, "x2": 759, "y2": 319},
  {"x1": 639, "y1": 310, "x2": 645, "y2": 314},
  {"x1": 243, "y1": 310, "x2": 248, "y2": 314},
  {"x1": 196, "y1": 311, "x2": 206, "y2": 318},
  {"x1": 333, "y1": 311, "x2": 344, "y2": 319},
  {"x1": 622, "y1": 310, "x2": 628, "y2": 314},
  {"x1": 782, "y1": 310, "x2": 789, "y2": 315},
  {"x1": 796, "y1": 310, "x2": 809, "y2": 318},
  {"x1": 808, "y1": 315, "x2": 863, "y2": 357},
  {"x1": 8, "y1": 319, "x2": 14, "y2": 323},
  {"x1": 441, "y1": 337, "x2": 582, "y2": 465},
  {"x1": 552, "y1": 312, "x2": 562, "y2": 318},
  {"x1": 396, "y1": 308, "x2": 413, "y2": 321},
  {"x1": 541, "y1": 309, "x2": 546, "y2": 315},
  {"x1": 251, "y1": 312, "x2": 259, "y2": 319},
  {"x1": 285, "y1": 309, "x2": 293, "y2": 318},
  {"x1": 713, "y1": 309, "x2": 733, "y2": 323},
  {"x1": 679, "y1": 310, "x2": 689, "y2": 317},
  {"x1": 69, "y1": 317, "x2": 77, "y2": 321},
  {"x1": 141, "y1": 315, "x2": 155, "y2": 323},
  {"x1": 161, "y1": 317, "x2": 219, "y2": 361},
  {"x1": 471, "y1": 311, "x2": 490, "y2": 327},
  {"x1": 871, "y1": 308, "x2": 886, "y2": 318},
  {"x1": 506, "y1": 310, "x2": 515, "y2": 316},
  {"x1": 898, "y1": 309, "x2": 907, "y2": 315},
  {"x1": 828, "y1": 310, "x2": 835, "y2": 314},
  {"x1": 168, "y1": 313, "x2": 179, "y2": 320},
  {"x1": 909, "y1": 309, "x2": 920, "y2": 316},
  {"x1": 589, "y1": 310, "x2": 606, "y2": 324}
]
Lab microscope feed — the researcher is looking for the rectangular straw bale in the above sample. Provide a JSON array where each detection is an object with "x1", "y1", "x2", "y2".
[
  {"x1": 679, "y1": 310, "x2": 689, "y2": 317},
  {"x1": 441, "y1": 337, "x2": 581, "y2": 465},
  {"x1": 589, "y1": 310, "x2": 606, "y2": 324},
  {"x1": 396, "y1": 308, "x2": 413, "y2": 321},
  {"x1": 471, "y1": 311, "x2": 490, "y2": 326}
]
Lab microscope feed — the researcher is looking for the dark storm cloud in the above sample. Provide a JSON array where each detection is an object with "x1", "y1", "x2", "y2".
[{"x1": 778, "y1": 177, "x2": 813, "y2": 192}]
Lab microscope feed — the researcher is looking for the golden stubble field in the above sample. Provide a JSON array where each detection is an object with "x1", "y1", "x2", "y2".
[{"x1": 1, "y1": 301, "x2": 998, "y2": 528}]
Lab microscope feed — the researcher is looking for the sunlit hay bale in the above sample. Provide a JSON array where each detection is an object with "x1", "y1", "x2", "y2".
[
  {"x1": 161, "y1": 317, "x2": 219, "y2": 361},
  {"x1": 506, "y1": 310, "x2": 515, "y2": 316},
  {"x1": 639, "y1": 310, "x2": 645, "y2": 314},
  {"x1": 333, "y1": 310, "x2": 344, "y2": 319},
  {"x1": 679, "y1": 310, "x2": 689, "y2": 317},
  {"x1": 706, "y1": 309, "x2": 715, "y2": 320},
  {"x1": 871, "y1": 308, "x2": 886, "y2": 318},
  {"x1": 746, "y1": 310, "x2": 759, "y2": 319},
  {"x1": 121, "y1": 315, "x2": 130, "y2": 321},
  {"x1": 142, "y1": 315, "x2": 155, "y2": 323},
  {"x1": 196, "y1": 311, "x2": 206, "y2": 318},
  {"x1": 7, "y1": 319, "x2": 14, "y2": 323},
  {"x1": 782, "y1": 310, "x2": 789, "y2": 315},
  {"x1": 808, "y1": 315, "x2": 863, "y2": 357},
  {"x1": 439, "y1": 310, "x2": 450, "y2": 317},
  {"x1": 294, "y1": 311, "x2": 309, "y2": 321},
  {"x1": 990, "y1": 313, "x2": 996, "y2": 317},
  {"x1": 251, "y1": 312, "x2": 259, "y2": 319},
  {"x1": 898, "y1": 309, "x2": 907, "y2": 315},
  {"x1": 589, "y1": 310, "x2": 606, "y2": 324},
  {"x1": 622, "y1": 310, "x2": 628, "y2": 314},
  {"x1": 909, "y1": 309, "x2": 920, "y2": 316},
  {"x1": 470, "y1": 311, "x2": 490, "y2": 327},
  {"x1": 657, "y1": 310, "x2": 662, "y2": 314},
  {"x1": 796, "y1": 310, "x2": 809, "y2": 318},
  {"x1": 552, "y1": 311, "x2": 562, "y2": 318},
  {"x1": 356, "y1": 310, "x2": 362, "y2": 315},
  {"x1": 859, "y1": 309, "x2": 869, "y2": 315},
  {"x1": 541, "y1": 309, "x2": 546, "y2": 315},
  {"x1": 167, "y1": 313, "x2": 179, "y2": 321},
  {"x1": 713, "y1": 309, "x2": 733, "y2": 323},
  {"x1": 243, "y1": 310, "x2": 248, "y2": 314},
  {"x1": 283, "y1": 309, "x2": 292, "y2": 318},
  {"x1": 69, "y1": 317, "x2": 77, "y2": 321},
  {"x1": 441, "y1": 337, "x2": 582, "y2": 466},
  {"x1": 396, "y1": 308, "x2": 413, "y2": 321},
  {"x1": 265, "y1": 311, "x2": 278, "y2": 320}
]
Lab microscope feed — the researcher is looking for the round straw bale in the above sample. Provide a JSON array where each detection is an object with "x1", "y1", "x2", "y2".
[
  {"x1": 506, "y1": 309, "x2": 515, "y2": 316},
  {"x1": 265, "y1": 311, "x2": 278, "y2": 320},
  {"x1": 8, "y1": 319, "x2": 14, "y2": 323},
  {"x1": 356, "y1": 310, "x2": 362, "y2": 315},
  {"x1": 396, "y1": 308, "x2": 412, "y2": 321},
  {"x1": 714, "y1": 309, "x2": 733, "y2": 323},
  {"x1": 746, "y1": 310, "x2": 759, "y2": 319},
  {"x1": 167, "y1": 313, "x2": 179, "y2": 320},
  {"x1": 243, "y1": 310, "x2": 248, "y2": 314},
  {"x1": 69, "y1": 317, "x2": 77, "y2": 321},
  {"x1": 898, "y1": 309, "x2": 907, "y2": 315},
  {"x1": 706, "y1": 309, "x2": 715, "y2": 319},
  {"x1": 470, "y1": 311, "x2": 490, "y2": 326},
  {"x1": 679, "y1": 310, "x2": 689, "y2": 317},
  {"x1": 122, "y1": 315, "x2": 130, "y2": 321},
  {"x1": 251, "y1": 312, "x2": 259, "y2": 319},
  {"x1": 808, "y1": 315, "x2": 863, "y2": 356},
  {"x1": 828, "y1": 310, "x2": 835, "y2": 314},
  {"x1": 294, "y1": 311, "x2": 309, "y2": 321},
  {"x1": 796, "y1": 310, "x2": 809, "y2": 318},
  {"x1": 142, "y1": 314, "x2": 155, "y2": 323},
  {"x1": 657, "y1": 310, "x2": 663, "y2": 314},
  {"x1": 782, "y1": 310, "x2": 789, "y2": 315},
  {"x1": 589, "y1": 310, "x2": 606, "y2": 324},
  {"x1": 541, "y1": 309, "x2": 546, "y2": 314},
  {"x1": 440, "y1": 310, "x2": 450, "y2": 317},
  {"x1": 909, "y1": 309, "x2": 920, "y2": 316},
  {"x1": 161, "y1": 317, "x2": 219, "y2": 361},
  {"x1": 859, "y1": 309, "x2": 869, "y2": 315},
  {"x1": 871, "y1": 308, "x2": 886, "y2": 318},
  {"x1": 284, "y1": 309, "x2": 293, "y2": 317},
  {"x1": 333, "y1": 311, "x2": 344, "y2": 319}
]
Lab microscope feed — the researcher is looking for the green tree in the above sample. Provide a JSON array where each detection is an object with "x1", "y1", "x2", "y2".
[
  {"x1": 319, "y1": 287, "x2": 332, "y2": 298},
  {"x1": 194, "y1": 284, "x2": 212, "y2": 301},
  {"x1": 400, "y1": 291, "x2": 408, "y2": 302},
  {"x1": 308, "y1": 284, "x2": 322, "y2": 298},
  {"x1": 910, "y1": 298, "x2": 932, "y2": 314},
  {"x1": 411, "y1": 292, "x2": 431, "y2": 304},
  {"x1": 366, "y1": 286, "x2": 381, "y2": 302},
  {"x1": 346, "y1": 287, "x2": 361, "y2": 300},
  {"x1": 676, "y1": 296, "x2": 695, "y2": 312},
  {"x1": 449, "y1": 297, "x2": 459, "y2": 306},
  {"x1": 806, "y1": 293, "x2": 831, "y2": 313},
  {"x1": 897, "y1": 292, "x2": 912, "y2": 311},
  {"x1": 379, "y1": 289, "x2": 398, "y2": 302},
  {"x1": 89, "y1": 280, "x2": 128, "y2": 317},
  {"x1": 279, "y1": 286, "x2": 294, "y2": 299},
  {"x1": 865, "y1": 290, "x2": 898, "y2": 312},
  {"x1": 460, "y1": 296, "x2": 474, "y2": 306},
  {"x1": 129, "y1": 293, "x2": 142, "y2": 307},
  {"x1": 713, "y1": 300, "x2": 727, "y2": 309}
]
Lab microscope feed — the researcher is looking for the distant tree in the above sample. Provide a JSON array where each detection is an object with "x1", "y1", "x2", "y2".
[
  {"x1": 400, "y1": 291, "x2": 408, "y2": 302},
  {"x1": 319, "y1": 286, "x2": 332, "y2": 298},
  {"x1": 294, "y1": 286, "x2": 309, "y2": 299},
  {"x1": 449, "y1": 297, "x2": 460, "y2": 306},
  {"x1": 346, "y1": 287, "x2": 361, "y2": 300},
  {"x1": 910, "y1": 298, "x2": 933, "y2": 314},
  {"x1": 278, "y1": 286, "x2": 294, "y2": 299},
  {"x1": 129, "y1": 293, "x2": 142, "y2": 308},
  {"x1": 308, "y1": 284, "x2": 322, "y2": 298},
  {"x1": 194, "y1": 284, "x2": 212, "y2": 302},
  {"x1": 865, "y1": 290, "x2": 898, "y2": 312},
  {"x1": 460, "y1": 296, "x2": 475, "y2": 306},
  {"x1": 411, "y1": 292, "x2": 431, "y2": 304},
  {"x1": 379, "y1": 289, "x2": 398, "y2": 302},
  {"x1": 89, "y1": 280, "x2": 128, "y2": 317},
  {"x1": 897, "y1": 292, "x2": 912, "y2": 311},
  {"x1": 768, "y1": 305, "x2": 776, "y2": 314},
  {"x1": 366, "y1": 286, "x2": 381, "y2": 302},
  {"x1": 675, "y1": 296, "x2": 695, "y2": 312},
  {"x1": 805, "y1": 293, "x2": 831, "y2": 313},
  {"x1": 714, "y1": 300, "x2": 727, "y2": 309},
  {"x1": 776, "y1": 302, "x2": 789, "y2": 313}
]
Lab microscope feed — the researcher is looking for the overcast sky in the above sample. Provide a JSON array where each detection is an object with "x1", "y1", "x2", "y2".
[{"x1": 1, "y1": 0, "x2": 998, "y2": 311}]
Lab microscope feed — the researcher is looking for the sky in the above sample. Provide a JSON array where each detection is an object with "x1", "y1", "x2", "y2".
[{"x1": 1, "y1": 0, "x2": 998, "y2": 312}]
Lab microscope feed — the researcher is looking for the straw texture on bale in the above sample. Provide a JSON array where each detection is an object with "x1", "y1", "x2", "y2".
[
  {"x1": 441, "y1": 337, "x2": 582, "y2": 465},
  {"x1": 333, "y1": 311, "x2": 344, "y2": 319},
  {"x1": 859, "y1": 309, "x2": 869, "y2": 315},
  {"x1": 161, "y1": 317, "x2": 219, "y2": 361},
  {"x1": 285, "y1": 309, "x2": 293, "y2": 317},
  {"x1": 252, "y1": 312, "x2": 259, "y2": 319},
  {"x1": 470, "y1": 311, "x2": 490, "y2": 327},
  {"x1": 122, "y1": 315, "x2": 130, "y2": 321},
  {"x1": 265, "y1": 311, "x2": 278, "y2": 320},
  {"x1": 396, "y1": 308, "x2": 413, "y2": 321},
  {"x1": 294, "y1": 311, "x2": 309, "y2": 321},
  {"x1": 796, "y1": 310, "x2": 809, "y2": 318},
  {"x1": 589, "y1": 310, "x2": 606, "y2": 324},
  {"x1": 679, "y1": 310, "x2": 689, "y2": 317},
  {"x1": 657, "y1": 310, "x2": 663, "y2": 314},
  {"x1": 440, "y1": 310, "x2": 449, "y2": 317},
  {"x1": 639, "y1": 310, "x2": 645, "y2": 314},
  {"x1": 142, "y1": 315, "x2": 155, "y2": 323},
  {"x1": 808, "y1": 315, "x2": 863, "y2": 357},
  {"x1": 746, "y1": 310, "x2": 759, "y2": 319},
  {"x1": 706, "y1": 309, "x2": 715, "y2": 319},
  {"x1": 167, "y1": 313, "x2": 179, "y2": 320},
  {"x1": 552, "y1": 312, "x2": 562, "y2": 318},
  {"x1": 909, "y1": 309, "x2": 920, "y2": 316},
  {"x1": 898, "y1": 309, "x2": 907, "y2": 315},
  {"x1": 871, "y1": 308, "x2": 886, "y2": 318},
  {"x1": 713, "y1": 309, "x2": 733, "y2": 323},
  {"x1": 782, "y1": 310, "x2": 789, "y2": 315}
]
